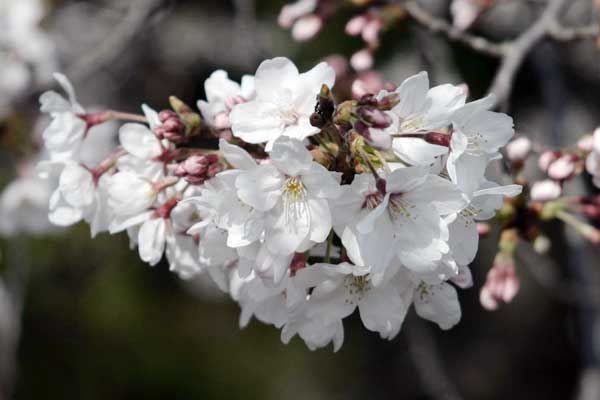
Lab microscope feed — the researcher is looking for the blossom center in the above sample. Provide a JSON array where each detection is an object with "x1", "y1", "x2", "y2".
[
  {"x1": 400, "y1": 115, "x2": 425, "y2": 132},
  {"x1": 343, "y1": 275, "x2": 371, "y2": 304},
  {"x1": 281, "y1": 176, "x2": 308, "y2": 223},
  {"x1": 466, "y1": 132, "x2": 488, "y2": 152},
  {"x1": 280, "y1": 108, "x2": 300, "y2": 126},
  {"x1": 388, "y1": 193, "x2": 416, "y2": 220}
]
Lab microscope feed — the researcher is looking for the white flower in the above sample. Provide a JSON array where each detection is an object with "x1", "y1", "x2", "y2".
[
  {"x1": 449, "y1": 184, "x2": 521, "y2": 266},
  {"x1": 447, "y1": 94, "x2": 514, "y2": 178},
  {"x1": 119, "y1": 122, "x2": 162, "y2": 159},
  {"x1": 0, "y1": 174, "x2": 56, "y2": 236},
  {"x1": 108, "y1": 171, "x2": 156, "y2": 217},
  {"x1": 236, "y1": 271, "x2": 306, "y2": 329},
  {"x1": 333, "y1": 167, "x2": 465, "y2": 275},
  {"x1": 294, "y1": 261, "x2": 411, "y2": 340},
  {"x1": 411, "y1": 278, "x2": 462, "y2": 330},
  {"x1": 388, "y1": 72, "x2": 466, "y2": 166},
  {"x1": 197, "y1": 70, "x2": 255, "y2": 129},
  {"x1": 39, "y1": 73, "x2": 86, "y2": 161},
  {"x1": 138, "y1": 217, "x2": 167, "y2": 265},
  {"x1": 445, "y1": 154, "x2": 521, "y2": 266},
  {"x1": 234, "y1": 137, "x2": 341, "y2": 281},
  {"x1": 38, "y1": 160, "x2": 112, "y2": 236},
  {"x1": 281, "y1": 315, "x2": 344, "y2": 352},
  {"x1": 230, "y1": 57, "x2": 335, "y2": 150}
]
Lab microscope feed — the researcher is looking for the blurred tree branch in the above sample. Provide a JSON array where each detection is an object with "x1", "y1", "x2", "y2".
[
  {"x1": 66, "y1": 0, "x2": 168, "y2": 82},
  {"x1": 403, "y1": 0, "x2": 599, "y2": 109}
]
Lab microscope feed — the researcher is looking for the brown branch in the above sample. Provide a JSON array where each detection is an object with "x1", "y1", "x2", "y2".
[
  {"x1": 548, "y1": 22, "x2": 600, "y2": 41},
  {"x1": 487, "y1": 0, "x2": 568, "y2": 109},
  {"x1": 66, "y1": 0, "x2": 166, "y2": 81},
  {"x1": 403, "y1": 1, "x2": 505, "y2": 57}
]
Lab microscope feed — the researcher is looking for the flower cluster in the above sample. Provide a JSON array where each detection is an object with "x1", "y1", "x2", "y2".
[{"x1": 36, "y1": 57, "x2": 522, "y2": 351}]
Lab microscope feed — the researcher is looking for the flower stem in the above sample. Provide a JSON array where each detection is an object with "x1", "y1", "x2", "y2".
[
  {"x1": 556, "y1": 209, "x2": 600, "y2": 244},
  {"x1": 325, "y1": 231, "x2": 333, "y2": 263}
]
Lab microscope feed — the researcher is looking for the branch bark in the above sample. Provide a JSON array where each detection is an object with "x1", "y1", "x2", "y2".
[{"x1": 487, "y1": 0, "x2": 568, "y2": 109}]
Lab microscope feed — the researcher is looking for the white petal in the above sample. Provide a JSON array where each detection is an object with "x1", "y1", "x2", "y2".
[
  {"x1": 414, "y1": 282, "x2": 461, "y2": 330},
  {"x1": 254, "y1": 57, "x2": 300, "y2": 101},
  {"x1": 235, "y1": 164, "x2": 283, "y2": 212},
  {"x1": 138, "y1": 218, "x2": 166, "y2": 266},
  {"x1": 269, "y1": 136, "x2": 313, "y2": 176},
  {"x1": 119, "y1": 123, "x2": 162, "y2": 159},
  {"x1": 230, "y1": 100, "x2": 283, "y2": 144},
  {"x1": 219, "y1": 139, "x2": 256, "y2": 170},
  {"x1": 392, "y1": 71, "x2": 429, "y2": 118}
]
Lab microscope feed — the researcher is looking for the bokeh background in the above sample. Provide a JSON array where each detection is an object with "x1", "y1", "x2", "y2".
[{"x1": 1, "y1": 0, "x2": 600, "y2": 399}]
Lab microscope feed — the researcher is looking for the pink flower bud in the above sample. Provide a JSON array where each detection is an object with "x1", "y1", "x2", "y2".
[
  {"x1": 213, "y1": 112, "x2": 231, "y2": 130},
  {"x1": 538, "y1": 151, "x2": 558, "y2": 172},
  {"x1": 350, "y1": 49, "x2": 373, "y2": 72},
  {"x1": 158, "y1": 110, "x2": 177, "y2": 123},
  {"x1": 345, "y1": 15, "x2": 368, "y2": 36},
  {"x1": 278, "y1": 0, "x2": 317, "y2": 28},
  {"x1": 477, "y1": 222, "x2": 490, "y2": 236},
  {"x1": 548, "y1": 155, "x2": 575, "y2": 180},
  {"x1": 506, "y1": 137, "x2": 532, "y2": 161},
  {"x1": 362, "y1": 18, "x2": 383, "y2": 44},
  {"x1": 324, "y1": 54, "x2": 348, "y2": 77},
  {"x1": 480, "y1": 258, "x2": 520, "y2": 311},
  {"x1": 292, "y1": 15, "x2": 322, "y2": 42},
  {"x1": 175, "y1": 154, "x2": 220, "y2": 184},
  {"x1": 351, "y1": 71, "x2": 384, "y2": 98},
  {"x1": 357, "y1": 106, "x2": 392, "y2": 129},
  {"x1": 530, "y1": 179, "x2": 561, "y2": 202},
  {"x1": 225, "y1": 95, "x2": 245, "y2": 110},
  {"x1": 156, "y1": 110, "x2": 186, "y2": 144}
]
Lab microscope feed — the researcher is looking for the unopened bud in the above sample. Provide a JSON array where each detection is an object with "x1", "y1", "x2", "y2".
[
  {"x1": 175, "y1": 154, "x2": 220, "y2": 184},
  {"x1": 333, "y1": 100, "x2": 356, "y2": 128},
  {"x1": 324, "y1": 55, "x2": 348, "y2": 78},
  {"x1": 357, "y1": 106, "x2": 392, "y2": 129},
  {"x1": 506, "y1": 137, "x2": 532, "y2": 161},
  {"x1": 351, "y1": 71, "x2": 384, "y2": 99},
  {"x1": 548, "y1": 155, "x2": 575, "y2": 181},
  {"x1": 345, "y1": 15, "x2": 367, "y2": 36},
  {"x1": 538, "y1": 151, "x2": 558, "y2": 172},
  {"x1": 480, "y1": 255, "x2": 520, "y2": 311},
  {"x1": 156, "y1": 110, "x2": 186, "y2": 144},
  {"x1": 531, "y1": 179, "x2": 562, "y2": 202},
  {"x1": 169, "y1": 96, "x2": 202, "y2": 137},
  {"x1": 350, "y1": 49, "x2": 373, "y2": 71},
  {"x1": 376, "y1": 92, "x2": 399, "y2": 110},
  {"x1": 292, "y1": 15, "x2": 322, "y2": 42},
  {"x1": 362, "y1": 18, "x2": 382, "y2": 44}
]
